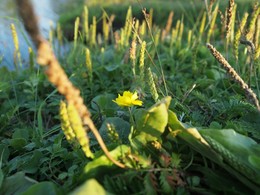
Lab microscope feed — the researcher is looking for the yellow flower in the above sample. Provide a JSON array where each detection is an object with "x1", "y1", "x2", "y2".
[{"x1": 113, "y1": 91, "x2": 143, "y2": 107}]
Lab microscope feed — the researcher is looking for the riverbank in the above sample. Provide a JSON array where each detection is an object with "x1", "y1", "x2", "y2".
[{"x1": 0, "y1": 0, "x2": 83, "y2": 70}]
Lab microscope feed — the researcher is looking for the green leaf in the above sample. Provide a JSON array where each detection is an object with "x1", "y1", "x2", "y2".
[
  {"x1": 0, "y1": 172, "x2": 37, "y2": 195},
  {"x1": 159, "y1": 171, "x2": 173, "y2": 193},
  {"x1": 167, "y1": 110, "x2": 223, "y2": 164},
  {"x1": 0, "y1": 169, "x2": 4, "y2": 189},
  {"x1": 84, "y1": 145, "x2": 129, "y2": 177},
  {"x1": 199, "y1": 129, "x2": 259, "y2": 171},
  {"x1": 98, "y1": 117, "x2": 130, "y2": 144},
  {"x1": 196, "y1": 167, "x2": 251, "y2": 194},
  {"x1": 12, "y1": 128, "x2": 29, "y2": 141},
  {"x1": 101, "y1": 47, "x2": 115, "y2": 64},
  {"x1": 205, "y1": 68, "x2": 225, "y2": 80},
  {"x1": 0, "y1": 144, "x2": 10, "y2": 163},
  {"x1": 104, "y1": 64, "x2": 120, "y2": 71},
  {"x1": 10, "y1": 138, "x2": 27, "y2": 150},
  {"x1": 21, "y1": 181, "x2": 61, "y2": 195},
  {"x1": 187, "y1": 176, "x2": 200, "y2": 187},
  {"x1": 70, "y1": 179, "x2": 106, "y2": 195},
  {"x1": 209, "y1": 121, "x2": 222, "y2": 129},
  {"x1": 199, "y1": 129, "x2": 260, "y2": 188},
  {"x1": 144, "y1": 173, "x2": 157, "y2": 195},
  {"x1": 167, "y1": 110, "x2": 186, "y2": 131},
  {"x1": 58, "y1": 172, "x2": 68, "y2": 180},
  {"x1": 168, "y1": 110, "x2": 260, "y2": 190},
  {"x1": 132, "y1": 97, "x2": 171, "y2": 148},
  {"x1": 91, "y1": 93, "x2": 117, "y2": 116},
  {"x1": 248, "y1": 155, "x2": 260, "y2": 170},
  {"x1": 21, "y1": 150, "x2": 43, "y2": 174},
  {"x1": 37, "y1": 102, "x2": 45, "y2": 138}
]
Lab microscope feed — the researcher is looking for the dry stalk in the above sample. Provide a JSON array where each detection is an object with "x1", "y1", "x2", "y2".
[
  {"x1": 161, "y1": 11, "x2": 174, "y2": 41},
  {"x1": 225, "y1": 0, "x2": 235, "y2": 41},
  {"x1": 16, "y1": 0, "x2": 125, "y2": 168},
  {"x1": 206, "y1": 43, "x2": 260, "y2": 111},
  {"x1": 205, "y1": 0, "x2": 216, "y2": 20},
  {"x1": 209, "y1": 0, "x2": 216, "y2": 13}
]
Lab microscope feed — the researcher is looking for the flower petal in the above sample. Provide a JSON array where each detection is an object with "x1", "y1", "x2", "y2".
[
  {"x1": 131, "y1": 92, "x2": 138, "y2": 101},
  {"x1": 113, "y1": 91, "x2": 143, "y2": 107},
  {"x1": 132, "y1": 99, "x2": 143, "y2": 106}
]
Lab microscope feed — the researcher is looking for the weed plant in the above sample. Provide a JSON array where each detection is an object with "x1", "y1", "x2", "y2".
[{"x1": 0, "y1": 0, "x2": 260, "y2": 194}]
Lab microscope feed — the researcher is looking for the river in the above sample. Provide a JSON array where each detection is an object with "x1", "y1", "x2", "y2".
[{"x1": 0, "y1": 0, "x2": 82, "y2": 70}]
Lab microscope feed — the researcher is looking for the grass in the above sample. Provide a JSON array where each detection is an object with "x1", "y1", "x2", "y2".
[
  {"x1": 59, "y1": 0, "x2": 254, "y2": 40},
  {"x1": 0, "y1": 0, "x2": 260, "y2": 194}
]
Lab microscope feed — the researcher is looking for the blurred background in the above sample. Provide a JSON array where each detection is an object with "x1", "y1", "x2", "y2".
[{"x1": 0, "y1": 0, "x2": 252, "y2": 70}]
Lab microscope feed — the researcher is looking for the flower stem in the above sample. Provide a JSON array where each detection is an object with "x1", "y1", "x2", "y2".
[{"x1": 128, "y1": 107, "x2": 135, "y2": 126}]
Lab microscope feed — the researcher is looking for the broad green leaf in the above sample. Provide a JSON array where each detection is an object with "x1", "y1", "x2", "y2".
[
  {"x1": 10, "y1": 138, "x2": 27, "y2": 150},
  {"x1": 248, "y1": 155, "x2": 260, "y2": 170},
  {"x1": 84, "y1": 145, "x2": 129, "y2": 176},
  {"x1": 199, "y1": 129, "x2": 259, "y2": 169},
  {"x1": 135, "y1": 96, "x2": 171, "y2": 135},
  {"x1": 0, "y1": 172, "x2": 37, "y2": 195},
  {"x1": 21, "y1": 181, "x2": 61, "y2": 195},
  {"x1": 169, "y1": 127, "x2": 223, "y2": 164},
  {"x1": 167, "y1": 110, "x2": 186, "y2": 131},
  {"x1": 97, "y1": 117, "x2": 130, "y2": 144},
  {"x1": 168, "y1": 110, "x2": 260, "y2": 189},
  {"x1": 205, "y1": 68, "x2": 225, "y2": 80},
  {"x1": 91, "y1": 93, "x2": 117, "y2": 116},
  {"x1": 12, "y1": 128, "x2": 29, "y2": 141},
  {"x1": 132, "y1": 97, "x2": 171, "y2": 148},
  {"x1": 167, "y1": 110, "x2": 223, "y2": 164},
  {"x1": 70, "y1": 179, "x2": 107, "y2": 195},
  {"x1": 199, "y1": 129, "x2": 260, "y2": 184}
]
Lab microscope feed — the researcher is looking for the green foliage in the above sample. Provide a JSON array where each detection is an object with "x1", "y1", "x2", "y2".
[
  {"x1": 90, "y1": 93, "x2": 117, "y2": 117},
  {"x1": 21, "y1": 182, "x2": 62, "y2": 195},
  {"x1": 84, "y1": 145, "x2": 129, "y2": 175},
  {"x1": 1, "y1": 0, "x2": 260, "y2": 194},
  {"x1": 70, "y1": 179, "x2": 106, "y2": 195},
  {"x1": 131, "y1": 97, "x2": 171, "y2": 149},
  {"x1": 0, "y1": 172, "x2": 37, "y2": 195},
  {"x1": 200, "y1": 129, "x2": 260, "y2": 185},
  {"x1": 96, "y1": 117, "x2": 130, "y2": 145}
]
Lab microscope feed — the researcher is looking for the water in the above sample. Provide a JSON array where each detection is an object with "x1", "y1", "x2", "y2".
[{"x1": 0, "y1": 0, "x2": 81, "y2": 70}]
